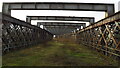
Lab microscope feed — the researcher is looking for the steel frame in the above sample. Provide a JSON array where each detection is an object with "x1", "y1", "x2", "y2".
[
  {"x1": 37, "y1": 22, "x2": 82, "y2": 35},
  {"x1": 26, "y1": 16, "x2": 94, "y2": 24},
  {"x1": 60, "y1": 11, "x2": 120, "y2": 59},
  {"x1": 3, "y1": 2, "x2": 114, "y2": 16},
  {"x1": 37, "y1": 22, "x2": 86, "y2": 27},
  {"x1": 2, "y1": 2, "x2": 119, "y2": 59},
  {"x1": 1, "y1": 13, "x2": 53, "y2": 54}
]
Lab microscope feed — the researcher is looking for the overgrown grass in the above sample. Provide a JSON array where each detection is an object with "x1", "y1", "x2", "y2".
[{"x1": 2, "y1": 41, "x2": 118, "y2": 66}]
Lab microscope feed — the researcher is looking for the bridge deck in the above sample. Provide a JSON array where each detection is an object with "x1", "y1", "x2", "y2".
[{"x1": 3, "y1": 41, "x2": 118, "y2": 66}]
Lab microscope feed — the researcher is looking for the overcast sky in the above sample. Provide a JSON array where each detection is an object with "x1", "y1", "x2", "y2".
[{"x1": 0, "y1": 0, "x2": 119, "y2": 26}]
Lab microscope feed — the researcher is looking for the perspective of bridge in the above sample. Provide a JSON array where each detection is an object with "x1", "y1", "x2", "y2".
[
  {"x1": 37, "y1": 22, "x2": 86, "y2": 35},
  {"x1": 1, "y1": 1, "x2": 120, "y2": 67}
]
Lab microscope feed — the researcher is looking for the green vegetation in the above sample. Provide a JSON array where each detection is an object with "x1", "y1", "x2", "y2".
[{"x1": 3, "y1": 41, "x2": 118, "y2": 66}]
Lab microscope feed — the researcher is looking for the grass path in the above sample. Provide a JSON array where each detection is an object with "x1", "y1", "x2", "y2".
[{"x1": 3, "y1": 41, "x2": 118, "y2": 66}]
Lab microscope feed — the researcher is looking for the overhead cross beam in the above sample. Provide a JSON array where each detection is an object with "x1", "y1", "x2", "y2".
[
  {"x1": 43, "y1": 26, "x2": 77, "y2": 35},
  {"x1": 3, "y1": 2, "x2": 114, "y2": 16},
  {"x1": 37, "y1": 22, "x2": 86, "y2": 27},
  {"x1": 26, "y1": 16, "x2": 95, "y2": 24},
  {"x1": 45, "y1": 27, "x2": 76, "y2": 35},
  {"x1": 37, "y1": 22, "x2": 85, "y2": 35}
]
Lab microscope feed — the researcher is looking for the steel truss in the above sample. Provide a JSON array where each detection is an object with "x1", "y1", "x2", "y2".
[
  {"x1": 1, "y1": 13, "x2": 53, "y2": 54},
  {"x1": 60, "y1": 11, "x2": 120, "y2": 59}
]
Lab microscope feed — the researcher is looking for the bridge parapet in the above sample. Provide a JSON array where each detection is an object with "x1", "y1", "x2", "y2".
[
  {"x1": 77, "y1": 11, "x2": 120, "y2": 59},
  {"x1": 1, "y1": 13, "x2": 53, "y2": 54},
  {"x1": 58, "y1": 11, "x2": 120, "y2": 59}
]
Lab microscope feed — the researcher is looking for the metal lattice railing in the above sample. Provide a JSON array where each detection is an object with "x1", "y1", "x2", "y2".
[
  {"x1": 57, "y1": 11, "x2": 120, "y2": 59},
  {"x1": 1, "y1": 13, "x2": 53, "y2": 54},
  {"x1": 76, "y1": 11, "x2": 120, "y2": 58}
]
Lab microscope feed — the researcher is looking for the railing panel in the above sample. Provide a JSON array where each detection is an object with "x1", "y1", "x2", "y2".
[
  {"x1": 1, "y1": 13, "x2": 53, "y2": 54},
  {"x1": 76, "y1": 11, "x2": 120, "y2": 58},
  {"x1": 59, "y1": 11, "x2": 120, "y2": 59}
]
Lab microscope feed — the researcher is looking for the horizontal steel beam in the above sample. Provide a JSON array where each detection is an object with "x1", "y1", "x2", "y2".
[
  {"x1": 2, "y1": 12, "x2": 37, "y2": 29},
  {"x1": 44, "y1": 25, "x2": 82, "y2": 26},
  {"x1": 44, "y1": 25, "x2": 81, "y2": 28},
  {"x1": 37, "y1": 22, "x2": 86, "y2": 28},
  {"x1": 45, "y1": 26, "x2": 76, "y2": 35},
  {"x1": 3, "y1": 2, "x2": 115, "y2": 16},
  {"x1": 37, "y1": 22, "x2": 82, "y2": 35},
  {"x1": 37, "y1": 22, "x2": 86, "y2": 26},
  {"x1": 1, "y1": 12, "x2": 53, "y2": 35},
  {"x1": 78, "y1": 11, "x2": 120, "y2": 33},
  {"x1": 26, "y1": 16, "x2": 95, "y2": 24}
]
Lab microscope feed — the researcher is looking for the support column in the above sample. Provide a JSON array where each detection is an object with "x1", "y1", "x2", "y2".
[
  {"x1": 2, "y1": 4, "x2": 11, "y2": 15},
  {"x1": 0, "y1": 13, "x2": 2, "y2": 67},
  {"x1": 90, "y1": 18, "x2": 95, "y2": 25},
  {"x1": 83, "y1": 24, "x2": 86, "y2": 28},
  {"x1": 26, "y1": 17, "x2": 31, "y2": 24},
  {"x1": 105, "y1": 12, "x2": 108, "y2": 17}
]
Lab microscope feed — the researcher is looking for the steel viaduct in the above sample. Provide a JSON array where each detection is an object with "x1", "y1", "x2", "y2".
[{"x1": 1, "y1": 2, "x2": 120, "y2": 61}]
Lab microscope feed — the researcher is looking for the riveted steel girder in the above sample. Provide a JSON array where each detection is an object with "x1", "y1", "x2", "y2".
[
  {"x1": 78, "y1": 11, "x2": 120, "y2": 32},
  {"x1": 26, "y1": 16, "x2": 94, "y2": 24},
  {"x1": 2, "y1": 2, "x2": 114, "y2": 16},
  {"x1": 45, "y1": 26, "x2": 76, "y2": 35},
  {"x1": 37, "y1": 22, "x2": 86, "y2": 27},
  {"x1": 37, "y1": 22, "x2": 85, "y2": 35}
]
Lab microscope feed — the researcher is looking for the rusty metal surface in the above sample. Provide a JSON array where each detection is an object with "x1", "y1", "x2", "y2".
[
  {"x1": 76, "y1": 11, "x2": 120, "y2": 58},
  {"x1": 79, "y1": 11, "x2": 120, "y2": 32},
  {"x1": 59, "y1": 11, "x2": 120, "y2": 58},
  {"x1": 1, "y1": 13, "x2": 53, "y2": 54}
]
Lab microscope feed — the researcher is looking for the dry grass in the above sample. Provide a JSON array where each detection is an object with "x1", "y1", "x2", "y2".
[{"x1": 2, "y1": 41, "x2": 119, "y2": 66}]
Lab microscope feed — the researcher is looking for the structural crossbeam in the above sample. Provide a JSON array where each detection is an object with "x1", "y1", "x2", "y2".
[
  {"x1": 3, "y1": 2, "x2": 115, "y2": 16},
  {"x1": 79, "y1": 11, "x2": 120, "y2": 32},
  {"x1": 37, "y1": 22, "x2": 86, "y2": 27},
  {"x1": 26, "y1": 16, "x2": 94, "y2": 24}
]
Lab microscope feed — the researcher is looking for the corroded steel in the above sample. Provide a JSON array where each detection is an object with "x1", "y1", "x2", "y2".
[
  {"x1": 60, "y1": 11, "x2": 120, "y2": 59},
  {"x1": 76, "y1": 11, "x2": 120, "y2": 58},
  {"x1": 1, "y1": 13, "x2": 53, "y2": 54}
]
